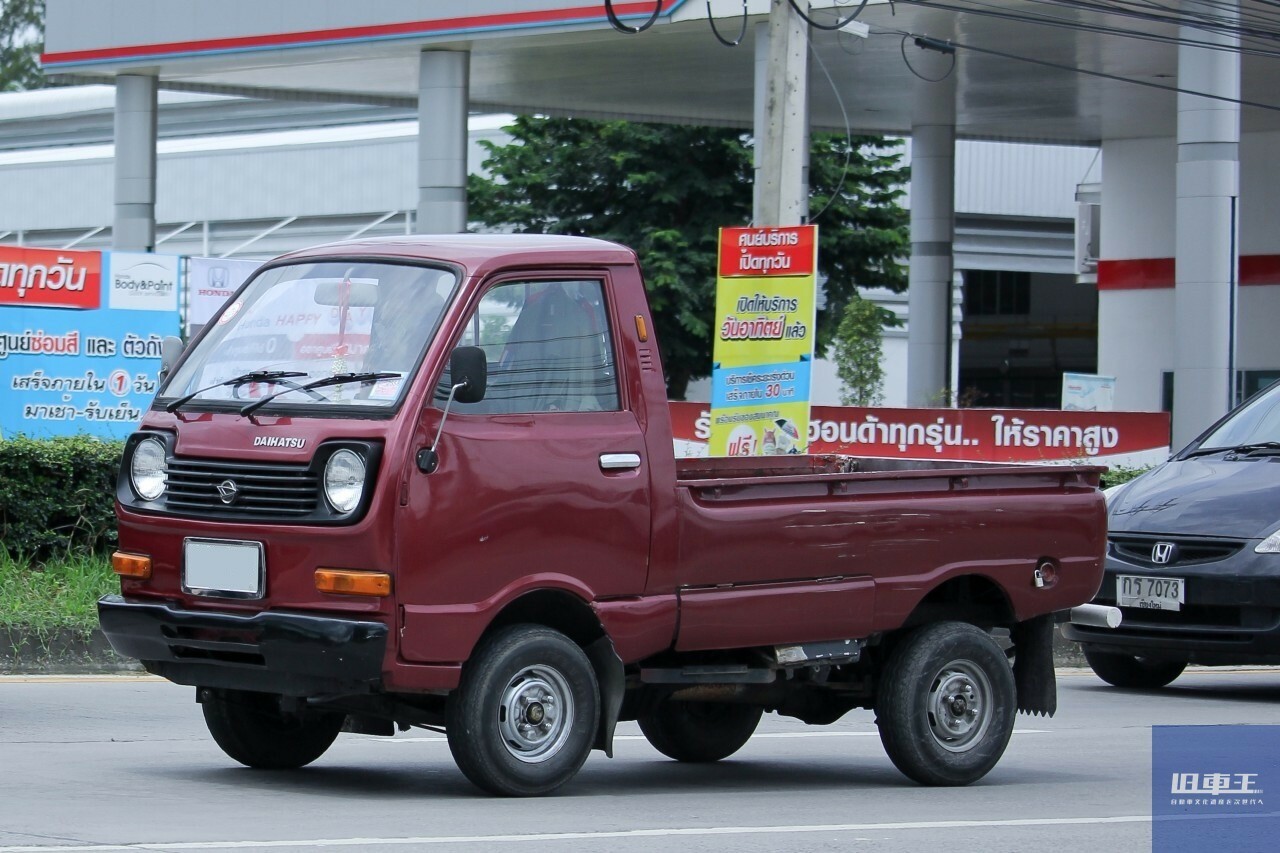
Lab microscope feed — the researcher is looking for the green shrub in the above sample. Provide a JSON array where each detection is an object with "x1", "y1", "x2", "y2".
[
  {"x1": 0, "y1": 549, "x2": 116, "y2": 631},
  {"x1": 0, "y1": 436, "x2": 123, "y2": 561},
  {"x1": 1101, "y1": 464, "x2": 1152, "y2": 490}
]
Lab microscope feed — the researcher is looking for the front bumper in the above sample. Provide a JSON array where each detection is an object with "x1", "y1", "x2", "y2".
[
  {"x1": 1061, "y1": 544, "x2": 1280, "y2": 665},
  {"x1": 98, "y1": 594, "x2": 388, "y2": 697}
]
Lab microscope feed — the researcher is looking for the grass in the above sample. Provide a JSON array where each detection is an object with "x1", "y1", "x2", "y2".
[{"x1": 0, "y1": 550, "x2": 117, "y2": 634}]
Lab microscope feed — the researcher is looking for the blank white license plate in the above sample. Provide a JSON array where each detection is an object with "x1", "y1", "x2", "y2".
[
  {"x1": 184, "y1": 538, "x2": 264, "y2": 598},
  {"x1": 1118, "y1": 574, "x2": 1184, "y2": 611}
]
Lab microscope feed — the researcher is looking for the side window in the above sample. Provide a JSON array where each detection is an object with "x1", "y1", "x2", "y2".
[{"x1": 441, "y1": 279, "x2": 620, "y2": 414}]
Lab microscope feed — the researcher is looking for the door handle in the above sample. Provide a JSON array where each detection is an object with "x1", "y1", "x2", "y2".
[{"x1": 599, "y1": 452, "x2": 642, "y2": 471}]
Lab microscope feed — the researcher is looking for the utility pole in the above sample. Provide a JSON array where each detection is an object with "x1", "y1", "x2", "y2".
[{"x1": 754, "y1": 0, "x2": 808, "y2": 227}]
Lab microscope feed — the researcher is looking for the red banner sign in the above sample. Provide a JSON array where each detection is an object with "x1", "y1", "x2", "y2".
[
  {"x1": 717, "y1": 226, "x2": 816, "y2": 278},
  {"x1": 0, "y1": 247, "x2": 102, "y2": 310},
  {"x1": 671, "y1": 402, "x2": 1171, "y2": 464}
]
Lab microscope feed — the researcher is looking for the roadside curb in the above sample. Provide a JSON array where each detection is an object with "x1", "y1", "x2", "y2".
[{"x1": 1, "y1": 626, "x2": 143, "y2": 675}]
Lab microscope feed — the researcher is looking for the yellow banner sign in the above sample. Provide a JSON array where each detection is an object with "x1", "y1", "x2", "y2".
[{"x1": 708, "y1": 225, "x2": 818, "y2": 456}]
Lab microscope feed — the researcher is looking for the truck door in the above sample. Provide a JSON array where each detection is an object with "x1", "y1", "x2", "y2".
[{"x1": 397, "y1": 276, "x2": 652, "y2": 664}]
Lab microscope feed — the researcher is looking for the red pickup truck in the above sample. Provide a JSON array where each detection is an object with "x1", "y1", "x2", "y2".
[{"x1": 101, "y1": 234, "x2": 1106, "y2": 796}]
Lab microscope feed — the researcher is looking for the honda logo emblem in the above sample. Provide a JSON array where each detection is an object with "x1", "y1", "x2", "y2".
[
  {"x1": 216, "y1": 479, "x2": 239, "y2": 504},
  {"x1": 1151, "y1": 542, "x2": 1176, "y2": 565}
]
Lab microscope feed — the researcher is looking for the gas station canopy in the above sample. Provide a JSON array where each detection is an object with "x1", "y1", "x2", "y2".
[{"x1": 41, "y1": 0, "x2": 1280, "y2": 143}]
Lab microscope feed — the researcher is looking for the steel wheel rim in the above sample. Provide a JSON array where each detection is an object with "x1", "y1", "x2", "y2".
[
  {"x1": 926, "y1": 659, "x2": 992, "y2": 753},
  {"x1": 497, "y1": 664, "x2": 575, "y2": 764}
]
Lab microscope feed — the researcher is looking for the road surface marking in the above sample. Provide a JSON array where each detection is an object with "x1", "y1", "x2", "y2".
[{"x1": 0, "y1": 815, "x2": 1150, "y2": 851}]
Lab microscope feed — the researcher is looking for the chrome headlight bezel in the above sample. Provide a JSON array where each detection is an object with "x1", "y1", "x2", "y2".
[
  {"x1": 323, "y1": 448, "x2": 367, "y2": 515},
  {"x1": 130, "y1": 436, "x2": 168, "y2": 501}
]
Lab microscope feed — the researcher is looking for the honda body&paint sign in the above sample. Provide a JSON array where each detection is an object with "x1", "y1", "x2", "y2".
[{"x1": 0, "y1": 247, "x2": 180, "y2": 440}]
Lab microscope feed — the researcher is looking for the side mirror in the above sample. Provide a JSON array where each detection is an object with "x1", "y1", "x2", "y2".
[
  {"x1": 417, "y1": 346, "x2": 489, "y2": 475},
  {"x1": 159, "y1": 335, "x2": 185, "y2": 385},
  {"x1": 451, "y1": 346, "x2": 487, "y2": 404}
]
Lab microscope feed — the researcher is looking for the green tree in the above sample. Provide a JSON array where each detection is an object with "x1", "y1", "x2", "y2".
[
  {"x1": 832, "y1": 291, "x2": 891, "y2": 406},
  {"x1": 1, "y1": 0, "x2": 45, "y2": 92},
  {"x1": 468, "y1": 116, "x2": 908, "y2": 399}
]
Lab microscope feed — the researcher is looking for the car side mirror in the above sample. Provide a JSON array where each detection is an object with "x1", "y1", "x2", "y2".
[
  {"x1": 417, "y1": 346, "x2": 488, "y2": 474},
  {"x1": 451, "y1": 345, "x2": 487, "y2": 404},
  {"x1": 159, "y1": 335, "x2": 185, "y2": 386}
]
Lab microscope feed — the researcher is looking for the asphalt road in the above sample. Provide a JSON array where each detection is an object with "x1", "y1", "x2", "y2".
[{"x1": 2, "y1": 668, "x2": 1279, "y2": 852}]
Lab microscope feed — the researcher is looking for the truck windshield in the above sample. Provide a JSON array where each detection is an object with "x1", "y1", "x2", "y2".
[{"x1": 160, "y1": 260, "x2": 457, "y2": 412}]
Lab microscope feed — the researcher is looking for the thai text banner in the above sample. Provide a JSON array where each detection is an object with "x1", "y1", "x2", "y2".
[
  {"x1": 673, "y1": 402, "x2": 1171, "y2": 465},
  {"x1": 0, "y1": 250, "x2": 179, "y2": 440},
  {"x1": 0, "y1": 246, "x2": 101, "y2": 310},
  {"x1": 709, "y1": 225, "x2": 817, "y2": 457}
]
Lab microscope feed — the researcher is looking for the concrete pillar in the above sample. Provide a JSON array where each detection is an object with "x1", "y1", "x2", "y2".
[
  {"x1": 905, "y1": 62, "x2": 957, "y2": 407},
  {"x1": 417, "y1": 50, "x2": 470, "y2": 234},
  {"x1": 752, "y1": 21, "x2": 769, "y2": 220},
  {"x1": 113, "y1": 74, "x2": 157, "y2": 251},
  {"x1": 1172, "y1": 2, "x2": 1240, "y2": 447},
  {"x1": 755, "y1": 0, "x2": 807, "y2": 227}
]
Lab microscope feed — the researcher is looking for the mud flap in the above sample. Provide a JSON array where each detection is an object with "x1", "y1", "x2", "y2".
[
  {"x1": 1011, "y1": 613, "x2": 1057, "y2": 717},
  {"x1": 585, "y1": 636, "x2": 625, "y2": 757}
]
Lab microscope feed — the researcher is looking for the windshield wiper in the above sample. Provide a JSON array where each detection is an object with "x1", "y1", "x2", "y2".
[
  {"x1": 239, "y1": 371, "x2": 401, "y2": 417},
  {"x1": 165, "y1": 371, "x2": 307, "y2": 413},
  {"x1": 1184, "y1": 440, "x2": 1280, "y2": 459}
]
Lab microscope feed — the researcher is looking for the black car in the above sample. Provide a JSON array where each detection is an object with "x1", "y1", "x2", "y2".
[{"x1": 1063, "y1": 381, "x2": 1280, "y2": 687}]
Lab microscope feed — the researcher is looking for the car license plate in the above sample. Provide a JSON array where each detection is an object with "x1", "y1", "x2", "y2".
[
  {"x1": 184, "y1": 538, "x2": 264, "y2": 598},
  {"x1": 1117, "y1": 574, "x2": 1184, "y2": 611}
]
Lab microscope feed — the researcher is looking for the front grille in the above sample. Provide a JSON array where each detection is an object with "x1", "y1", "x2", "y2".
[
  {"x1": 165, "y1": 458, "x2": 319, "y2": 517},
  {"x1": 1110, "y1": 534, "x2": 1243, "y2": 568}
]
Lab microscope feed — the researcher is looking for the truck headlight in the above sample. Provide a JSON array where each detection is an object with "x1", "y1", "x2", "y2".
[
  {"x1": 130, "y1": 437, "x2": 167, "y2": 501},
  {"x1": 324, "y1": 449, "x2": 366, "y2": 514}
]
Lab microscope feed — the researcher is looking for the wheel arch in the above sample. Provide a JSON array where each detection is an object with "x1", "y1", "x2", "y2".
[
  {"x1": 901, "y1": 573, "x2": 1017, "y2": 632},
  {"x1": 478, "y1": 588, "x2": 625, "y2": 758}
]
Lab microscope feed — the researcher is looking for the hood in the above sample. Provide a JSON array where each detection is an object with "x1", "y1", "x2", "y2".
[{"x1": 1108, "y1": 455, "x2": 1280, "y2": 539}]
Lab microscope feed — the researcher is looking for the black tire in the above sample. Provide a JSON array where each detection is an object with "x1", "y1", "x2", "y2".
[
  {"x1": 875, "y1": 622, "x2": 1017, "y2": 786},
  {"x1": 638, "y1": 700, "x2": 763, "y2": 763},
  {"x1": 1083, "y1": 646, "x2": 1187, "y2": 689},
  {"x1": 446, "y1": 625, "x2": 599, "y2": 797},
  {"x1": 201, "y1": 688, "x2": 344, "y2": 770}
]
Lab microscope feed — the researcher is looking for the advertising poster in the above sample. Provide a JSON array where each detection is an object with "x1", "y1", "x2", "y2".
[
  {"x1": 0, "y1": 248, "x2": 180, "y2": 440},
  {"x1": 672, "y1": 401, "x2": 1172, "y2": 469},
  {"x1": 186, "y1": 257, "x2": 262, "y2": 336},
  {"x1": 1062, "y1": 372, "x2": 1117, "y2": 411},
  {"x1": 708, "y1": 225, "x2": 818, "y2": 456}
]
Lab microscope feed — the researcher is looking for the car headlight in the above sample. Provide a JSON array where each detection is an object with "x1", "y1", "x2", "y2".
[
  {"x1": 1256, "y1": 530, "x2": 1280, "y2": 553},
  {"x1": 324, "y1": 449, "x2": 366, "y2": 514},
  {"x1": 130, "y1": 437, "x2": 167, "y2": 501}
]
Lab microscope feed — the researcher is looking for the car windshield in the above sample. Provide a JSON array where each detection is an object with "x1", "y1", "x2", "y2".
[
  {"x1": 1195, "y1": 381, "x2": 1280, "y2": 451},
  {"x1": 160, "y1": 260, "x2": 457, "y2": 412}
]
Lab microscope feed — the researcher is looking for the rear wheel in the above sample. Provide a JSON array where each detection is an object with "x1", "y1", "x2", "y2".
[
  {"x1": 446, "y1": 625, "x2": 599, "y2": 797},
  {"x1": 875, "y1": 622, "x2": 1017, "y2": 786},
  {"x1": 638, "y1": 700, "x2": 763, "y2": 763},
  {"x1": 200, "y1": 688, "x2": 344, "y2": 769},
  {"x1": 1083, "y1": 646, "x2": 1187, "y2": 689}
]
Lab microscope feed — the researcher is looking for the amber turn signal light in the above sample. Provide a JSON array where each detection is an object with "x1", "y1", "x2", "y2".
[
  {"x1": 315, "y1": 569, "x2": 392, "y2": 597},
  {"x1": 112, "y1": 552, "x2": 152, "y2": 580}
]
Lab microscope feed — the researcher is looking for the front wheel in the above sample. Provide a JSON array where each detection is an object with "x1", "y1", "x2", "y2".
[
  {"x1": 875, "y1": 622, "x2": 1016, "y2": 786},
  {"x1": 200, "y1": 688, "x2": 344, "y2": 769},
  {"x1": 1083, "y1": 646, "x2": 1187, "y2": 689},
  {"x1": 638, "y1": 700, "x2": 763, "y2": 763},
  {"x1": 446, "y1": 625, "x2": 599, "y2": 797}
]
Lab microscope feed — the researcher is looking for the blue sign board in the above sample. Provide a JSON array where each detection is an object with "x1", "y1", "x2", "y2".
[{"x1": 0, "y1": 250, "x2": 180, "y2": 440}]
